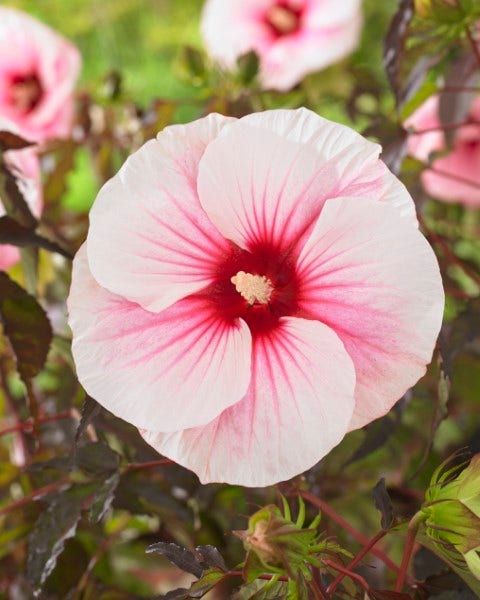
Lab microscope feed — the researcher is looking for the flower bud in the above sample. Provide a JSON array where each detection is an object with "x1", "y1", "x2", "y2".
[{"x1": 422, "y1": 454, "x2": 480, "y2": 578}]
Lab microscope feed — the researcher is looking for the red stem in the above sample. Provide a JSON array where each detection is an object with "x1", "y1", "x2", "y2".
[
  {"x1": 0, "y1": 479, "x2": 69, "y2": 517},
  {"x1": 395, "y1": 514, "x2": 422, "y2": 592},
  {"x1": 299, "y1": 490, "x2": 407, "y2": 579},
  {"x1": 0, "y1": 411, "x2": 73, "y2": 437},
  {"x1": 322, "y1": 558, "x2": 371, "y2": 594},
  {"x1": 123, "y1": 458, "x2": 174, "y2": 471},
  {"x1": 409, "y1": 119, "x2": 480, "y2": 135},
  {"x1": 326, "y1": 529, "x2": 387, "y2": 595},
  {"x1": 427, "y1": 164, "x2": 480, "y2": 191}
]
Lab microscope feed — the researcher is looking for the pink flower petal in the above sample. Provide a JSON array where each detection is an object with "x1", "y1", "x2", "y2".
[
  {"x1": 141, "y1": 316, "x2": 356, "y2": 487},
  {"x1": 87, "y1": 114, "x2": 235, "y2": 313},
  {"x1": 422, "y1": 142, "x2": 480, "y2": 206},
  {"x1": 296, "y1": 196, "x2": 444, "y2": 429},
  {"x1": 405, "y1": 96, "x2": 444, "y2": 162},
  {"x1": 68, "y1": 245, "x2": 252, "y2": 432},
  {"x1": 201, "y1": 0, "x2": 273, "y2": 68},
  {"x1": 198, "y1": 108, "x2": 415, "y2": 255},
  {"x1": 261, "y1": 12, "x2": 362, "y2": 91}
]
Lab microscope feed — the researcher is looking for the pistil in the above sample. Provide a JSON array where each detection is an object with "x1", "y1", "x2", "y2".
[
  {"x1": 231, "y1": 271, "x2": 274, "y2": 305},
  {"x1": 265, "y1": 5, "x2": 301, "y2": 36},
  {"x1": 9, "y1": 74, "x2": 42, "y2": 114}
]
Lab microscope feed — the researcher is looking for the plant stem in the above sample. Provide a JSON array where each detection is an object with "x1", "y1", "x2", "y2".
[
  {"x1": 123, "y1": 458, "x2": 174, "y2": 472},
  {"x1": 322, "y1": 558, "x2": 371, "y2": 594},
  {"x1": 0, "y1": 411, "x2": 72, "y2": 437},
  {"x1": 465, "y1": 25, "x2": 480, "y2": 70},
  {"x1": 299, "y1": 490, "x2": 405, "y2": 579},
  {"x1": 0, "y1": 479, "x2": 69, "y2": 517},
  {"x1": 409, "y1": 119, "x2": 480, "y2": 135},
  {"x1": 395, "y1": 511, "x2": 424, "y2": 592},
  {"x1": 326, "y1": 529, "x2": 387, "y2": 595}
]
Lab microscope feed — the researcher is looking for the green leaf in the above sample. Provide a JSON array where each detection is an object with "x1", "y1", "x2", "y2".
[
  {"x1": 89, "y1": 471, "x2": 120, "y2": 523},
  {"x1": 146, "y1": 542, "x2": 204, "y2": 578},
  {"x1": 0, "y1": 216, "x2": 72, "y2": 259},
  {"x1": 0, "y1": 272, "x2": 52, "y2": 382},
  {"x1": 187, "y1": 568, "x2": 225, "y2": 597},
  {"x1": 195, "y1": 545, "x2": 227, "y2": 571},
  {"x1": 26, "y1": 484, "x2": 95, "y2": 594},
  {"x1": 0, "y1": 162, "x2": 37, "y2": 228},
  {"x1": 74, "y1": 395, "x2": 102, "y2": 446},
  {"x1": 372, "y1": 478, "x2": 394, "y2": 530},
  {"x1": 417, "y1": 530, "x2": 480, "y2": 597},
  {"x1": 237, "y1": 51, "x2": 260, "y2": 86},
  {"x1": 0, "y1": 130, "x2": 35, "y2": 151},
  {"x1": 74, "y1": 441, "x2": 121, "y2": 476}
]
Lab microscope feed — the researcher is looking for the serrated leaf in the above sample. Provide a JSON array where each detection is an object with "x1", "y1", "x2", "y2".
[
  {"x1": 0, "y1": 215, "x2": 72, "y2": 258},
  {"x1": 233, "y1": 580, "x2": 286, "y2": 600},
  {"x1": 438, "y1": 53, "x2": 478, "y2": 146},
  {"x1": 74, "y1": 395, "x2": 101, "y2": 446},
  {"x1": 344, "y1": 403, "x2": 404, "y2": 467},
  {"x1": 384, "y1": 0, "x2": 415, "y2": 106},
  {"x1": 243, "y1": 550, "x2": 273, "y2": 584},
  {"x1": 195, "y1": 545, "x2": 227, "y2": 571},
  {"x1": 0, "y1": 130, "x2": 35, "y2": 151},
  {"x1": 74, "y1": 441, "x2": 120, "y2": 476},
  {"x1": 0, "y1": 272, "x2": 52, "y2": 382},
  {"x1": 417, "y1": 530, "x2": 480, "y2": 597},
  {"x1": 186, "y1": 568, "x2": 225, "y2": 597},
  {"x1": 0, "y1": 162, "x2": 37, "y2": 228},
  {"x1": 146, "y1": 542, "x2": 204, "y2": 578},
  {"x1": 26, "y1": 484, "x2": 94, "y2": 594},
  {"x1": 89, "y1": 472, "x2": 120, "y2": 523},
  {"x1": 373, "y1": 478, "x2": 394, "y2": 530}
]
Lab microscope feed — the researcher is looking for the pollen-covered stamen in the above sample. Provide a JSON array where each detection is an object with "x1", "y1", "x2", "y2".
[
  {"x1": 231, "y1": 271, "x2": 274, "y2": 305},
  {"x1": 265, "y1": 5, "x2": 301, "y2": 36}
]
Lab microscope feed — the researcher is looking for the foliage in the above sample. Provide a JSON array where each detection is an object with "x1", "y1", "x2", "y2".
[{"x1": 1, "y1": 0, "x2": 480, "y2": 598}]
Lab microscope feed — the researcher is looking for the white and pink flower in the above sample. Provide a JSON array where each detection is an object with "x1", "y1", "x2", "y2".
[
  {"x1": 68, "y1": 108, "x2": 444, "y2": 487},
  {"x1": 201, "y1": 0, "x2": 362, "y2": 91},
  {"x1": 0, "y1": 7, "x2": 81, "y2": 143},
  {"x1": 406, "y1": 94, "x2": 480, "y2": 206}
]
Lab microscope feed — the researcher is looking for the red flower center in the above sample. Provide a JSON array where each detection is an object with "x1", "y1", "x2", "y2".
[
  {"x1": 9, "y1": 73, "x2": 43, "y2": 115},
  {"x1": 265, "y1": 2, "x2": 303, "y2": 37},
  {"x1": 206, "y1": 242, "x2": 301, "y2": 336}
]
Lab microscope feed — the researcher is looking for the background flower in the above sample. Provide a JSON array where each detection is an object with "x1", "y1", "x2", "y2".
[
  {"x1": 68, "y1": 108, "x2": 444, "y2": 487},
  {"x1": 406, "y1": 94, "x2": 480, "y2": 206},
  {"x1": 201, "y1": 0, "x2": 362, "y2": 91},
  {"x1": 0, "y1": 7, "x2": 81, "y2": 143}
]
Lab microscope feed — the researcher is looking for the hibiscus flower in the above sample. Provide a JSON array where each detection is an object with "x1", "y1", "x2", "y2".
[
  {"x1": 68, "y1": 108, "x2": 444, "y2": 487},
  {"x1": 0, "y1": 7, "x2": 81, "y2": 143},
  {"x1": 405, "y1": 95, "x2": 480, "y2": 207},
  {"x1": 201, "y1": 0, "x2": 362, "y2": 91}
]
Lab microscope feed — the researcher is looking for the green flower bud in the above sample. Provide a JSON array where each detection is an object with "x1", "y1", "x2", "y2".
[{"x1": 422, "y1": 454, "x2": 480, "y2": 578}]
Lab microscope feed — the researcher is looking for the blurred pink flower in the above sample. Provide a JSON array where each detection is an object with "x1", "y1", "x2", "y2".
[
  {"x1": 68, "y1": 108, "x2": 444, "y2": 487},
  {"x1": 0, "y1": 7, "x2": 81, "y2": 143},
  {"x1": 201, "y1": 0, "x2": 362, "y2": 91},
  {"x1": 0, "y1": 121, "x2": 43, "y2": 271},
  {"x1": 406, "y1": 95, "x2": 480, "y2": 206}
]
